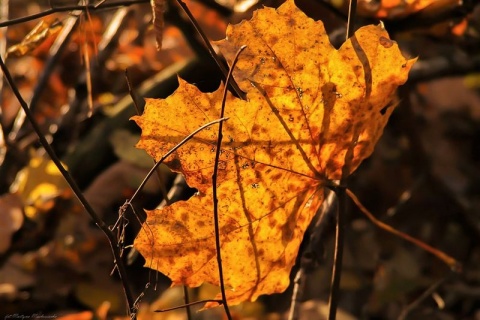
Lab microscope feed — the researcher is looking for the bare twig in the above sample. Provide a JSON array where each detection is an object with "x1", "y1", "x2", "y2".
[
  {"x1": 125, "y1": 69, "x2": 144, "y2": 115},
  {"x1": 398, "y1": 275, "x2": 450, "y2": 320},
  {"x1": 124, "y1": 70, "x2": 191, "y2": 318},
  {"x1": 346, "y1": 0, "x2": 357, "y2": 39},
  {"x1": 0, "y1": 0, "x2": 149, "y2": 28},
  {"x1": 0, "y1": 0, "x2": 8, "y2": 166},
  {"x1": 155, "y1": 299, "x2": 223, "y2": 312},
  {"x1": 346, "y1": 188, "x2": 461, "y2": 271},
  {"x1": 128, "y1": 116, "x2": 228, "y2": 204},
  {"x1": 288, "y1": 268, "x2": 304, "y2": 320},
  {"x1": 183, "y1": 286, "x2": 193, "y2": 320},
  {"x1": 7, "y1": 10, "x2": 80, "y2": 142},
  {"x1": 124, "y1": 68, "x2": 171, "y2": 205},
  {"x1": 212, "y1": 44, "x2": 246, "y2": 320},
  {"x1": 327, "y1": 3, "x2": 358, "y2": 319},
  {"x1": 172, "y1": 0, "x2": 246, "y2": 100},
  {"x1": 328, "y1": 185, "x2": 346, "y2": 320},
  {"x1": 0, "y1": 53, "x2": 136, "y2": 318}
]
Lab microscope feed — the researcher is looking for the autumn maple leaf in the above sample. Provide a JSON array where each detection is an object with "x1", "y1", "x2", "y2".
[{"x1": 132, "y1": 0, "x2": 415, "y2": 307}]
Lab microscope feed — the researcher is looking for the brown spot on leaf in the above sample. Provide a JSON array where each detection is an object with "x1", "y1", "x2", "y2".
[{"x1": 379, "y1": 36, "x2": 395, "y2": 48}]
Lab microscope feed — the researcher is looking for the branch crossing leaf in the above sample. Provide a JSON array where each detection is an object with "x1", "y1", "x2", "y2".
[{"x1": 133, "y1": 0, "x2": 415, "y2": 307}]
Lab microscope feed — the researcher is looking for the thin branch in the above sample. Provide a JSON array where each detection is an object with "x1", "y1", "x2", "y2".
[
  {"x1": 328, "y1": 185, "x2": 346, "y2": 320},
  {"x1": 172, "y1": 0, "x2": 246, "y2": 100},
  {"x1": 398, "y1": 276, "x2": 450, "y2": 320},
  {"x1": 8, "y1": 9, "x2": 80, "y2": 142},
  {"x1": 124, "y1": 68, "x2": 171, "y2": 205},
  {"x1": 125, "y1": 69, "x2": 143, "y2": 115},
  {"x1": 288, "y1": 268, "x2": 304, "y2": 320},
  {"x1": 318, "y1": 0, "x2": 347, "y2": 21},
  {"x1": 0, "y1": 0, "x2": 149, "y2": 28},
  {"x1": 129, "y1": 117, "x2": 228, "y2": 204},
  {"x1": 155, "y1": 299, "x2": 223, "y2": 312},
  {"x1": 0, "y1": 0, "x2": 8, "y2": 166},
  {"x1": 0, "y1": 54, "x2": 136, "y2": 318},
  {"x1": 337, "y1": 9, "x2": 359, "y2": 314},
  {"x1": 182, "y1": 286, "x2": 193, "y2": 320},
  {"x1": 346, "y1": 188, "x2": 461, "y2": 271},
  {"x1": 345, "y1": 0, "x2": 357, "y2": 39},
  {"x1": 212, "y1": 44, "x2": 246, "y2": 320}
]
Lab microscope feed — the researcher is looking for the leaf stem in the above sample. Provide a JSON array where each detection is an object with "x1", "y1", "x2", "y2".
[
  {"x1": 212, "y1": 44, "x2": 246, "y2": 320},
  {"x1": 172, "y1": 0, "x2": 246, "y2": 100},
  {"x1": 0, "y1": 53, "x2": 136, "y2": 318},
  {"x1": 0, "y1": 0, "x2": 149, "y2": 28}
]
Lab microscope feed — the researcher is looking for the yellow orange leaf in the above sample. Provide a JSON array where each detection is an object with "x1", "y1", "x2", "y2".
[{"x1": 133, "y1": 0, "x2": 415, "y2": 307}]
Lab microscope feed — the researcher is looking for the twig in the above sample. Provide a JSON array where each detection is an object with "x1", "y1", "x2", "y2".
[
  {"x1": 0, "y1": 0, "x2": 8, "y2": 166},
  {"x1": 288, "y1": 268, "x2": 304, "y2": 320},
  {"x1": 328, "y1": 185, "x2": 346, "y2": 320},
  {"x1": 124, "y1": 69, "x2": 171, "y2": 205},
  {"x1": 0, "y1": 0, "x2": 149, "y2": 27},
  {"x1": 345, "y1": 0, "x2": 357, "y2": 39},
  {"x1": 345, "y1": 188, "x2": 461, "y2": 271},
  {"x1": 121, "y1": 68, "x2": 194, "y2": 316},
  {"x1": 125, "y1": 69, "x2": 144, "y2": 115},
  {"x1": 155, "y1": 299, "x2": 223, "y2": 312},
  {"x1": 327, "y1": 3, "x2": 358, "y2": 318},
  {"x1": 212, "y1": 44, "x2": 246, "y2": 320},
  {"x1": 386, "y1": 175, "x2": 426, "y2": 218},
  {"x1": 171, "y1": 0, "x2": 246, "y2": 100},
  {"x1": 183, "y1": 286, "x2": 193, "y2": 320},
  {"x1": 397, "y1": 275, "x2": 450, "y2": 320},
  {"x1": 7, "y1": 10, "x2": 80, "y2": 142},
  {"x1": 0, "y1": 54, "x2": 136, "y2": 318},
  {"x1": 318, "y1": 0, "x2": 347, "y2": 21},
  {"x1": 129, "y1": 117, "x2": 228, "y2": 204}
]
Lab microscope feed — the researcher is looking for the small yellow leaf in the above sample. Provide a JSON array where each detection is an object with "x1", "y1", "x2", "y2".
[{"x1": 11, "y1": 155, "x2": 69, "y2": 219}]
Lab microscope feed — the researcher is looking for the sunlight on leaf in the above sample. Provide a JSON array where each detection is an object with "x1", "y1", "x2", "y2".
[{"x1": 133, "y1": 0, "x2": 415, "y2": 307}]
